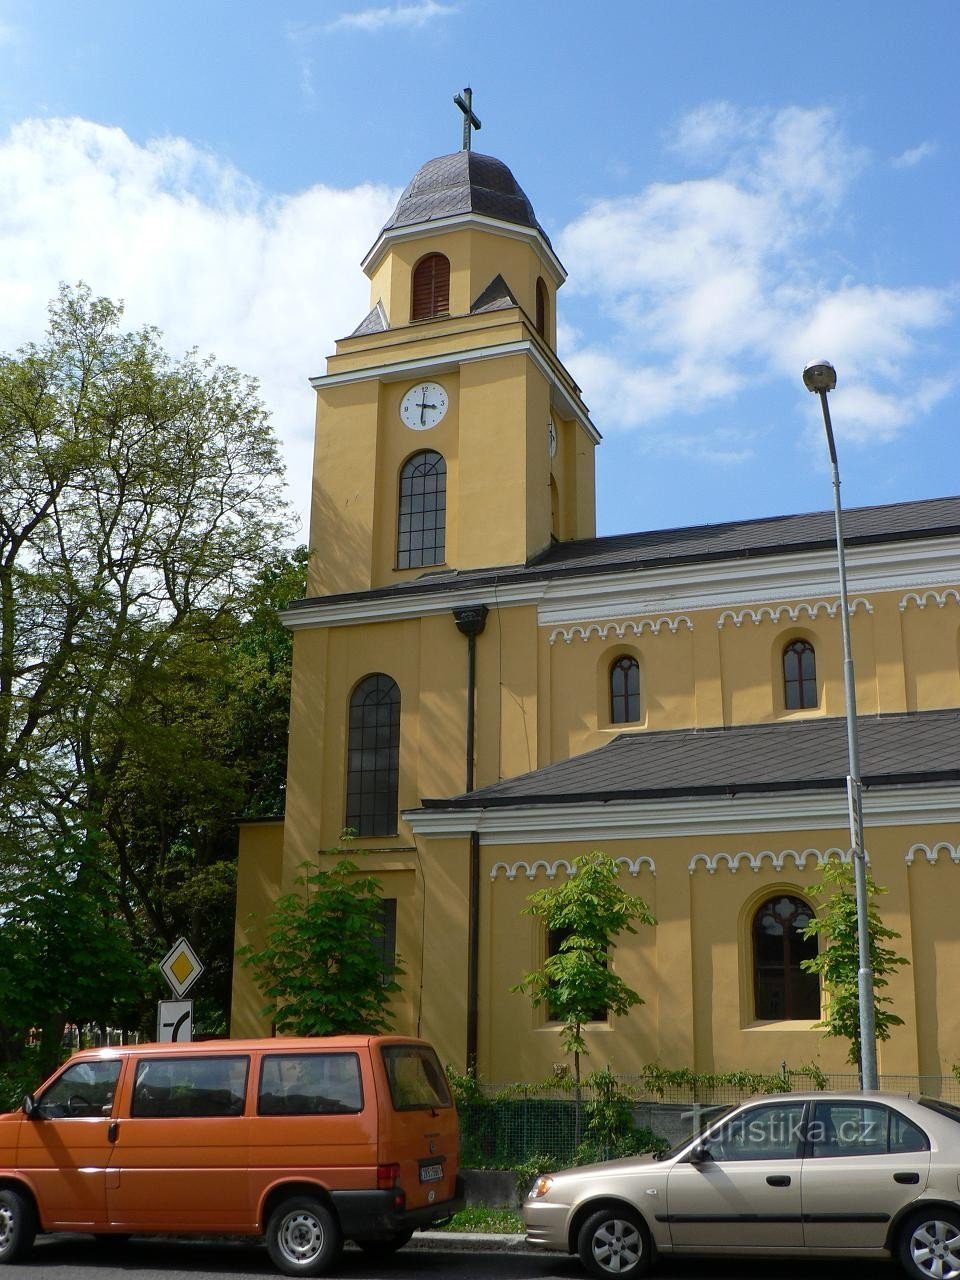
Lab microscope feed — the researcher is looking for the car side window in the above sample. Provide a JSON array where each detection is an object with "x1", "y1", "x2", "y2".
[
  {"x1": 258, "y1": 1053, "x2": 363, "y2": 1115},
  {"x1": 132, "y1": 1055, "x2": 248, "y2": 1118},
  {"x1": 36, "y1": 1060, "x2": 122, "y2": 1119},
  {"x1": 810, "y1": 1102, "x2": 928, "y2": 1157},
  {"x1": 704, "y1": 1102, "x2": 805, "y2": 1161}
]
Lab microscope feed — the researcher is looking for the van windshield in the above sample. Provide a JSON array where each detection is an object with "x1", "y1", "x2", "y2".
[{"x1": 381, "y1": 1045, "x2": 451, "y2": 1111}]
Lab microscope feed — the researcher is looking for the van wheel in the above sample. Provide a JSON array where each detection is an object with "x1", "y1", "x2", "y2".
[
  {"x1": 577, "y1": 1206, "x2": 651, "y2": 1279},
  {"x1": 266, "y1": 1197, "x2": 342, "y2": 1277},
  {"x1": 0, "y1": 1188, "x2": 37, "y2": 1264},
  {"x1": 358, "y1": 1229, "x2": 413, "y2": 1259}
]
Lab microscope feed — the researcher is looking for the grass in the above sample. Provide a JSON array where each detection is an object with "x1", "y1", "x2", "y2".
[{"x1": 435, "y1": 1207, "x2": 524, "y2": 1234}]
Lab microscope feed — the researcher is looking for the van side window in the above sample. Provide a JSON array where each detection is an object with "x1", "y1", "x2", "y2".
[
  {"x1": 132, "y1": 1055, "x2": 248, "y2": 1118},
  {"x1": 381, "y1": 1045, "x2": 451, "y2": 1111},
  {"x1": 258, "y1": 1052, "x2": 363, "y2": 1116},
  {"x1": 37, "y1": 1059, "x2": 121, "y2": 1118}
]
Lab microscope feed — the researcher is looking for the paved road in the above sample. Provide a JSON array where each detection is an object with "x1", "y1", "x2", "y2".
[{"x1": 3, "y1": 1234, "x2": 897, "y2": 1280}]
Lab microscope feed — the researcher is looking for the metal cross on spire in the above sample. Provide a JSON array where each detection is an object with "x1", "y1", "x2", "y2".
[{"x1": 454, "y1": 87, "x2": 481, "y2": 151}]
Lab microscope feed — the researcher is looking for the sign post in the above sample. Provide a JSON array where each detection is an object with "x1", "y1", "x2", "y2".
[{"x1": 157, "y1": 938, "x2": 204, "y2": 1042}]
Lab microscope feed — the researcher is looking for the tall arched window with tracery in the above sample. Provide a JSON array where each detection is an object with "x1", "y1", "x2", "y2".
[
  {"x1": 346, "y1": 674, "x2": 400, "y2": 837},
  {"x1": 783, "y1": 639, "x2": 817, "y2": 709},
  {"x1": 752, "y1": 895, "x2": 820, "y2": 1020},
  {"x1": 411, "y1": 253, "x2": 450, "y2": 321},
  {"x1": 397, "y1": 450, "x2": 446, "y2": 569},
  {"x1": 610, "y1": 655, "x2": 641, "y2": 724}
]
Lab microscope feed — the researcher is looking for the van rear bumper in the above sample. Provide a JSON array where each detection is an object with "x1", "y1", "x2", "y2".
[{"x1": 332, "y1": 1178, "x2": 466, "y2": 1240}]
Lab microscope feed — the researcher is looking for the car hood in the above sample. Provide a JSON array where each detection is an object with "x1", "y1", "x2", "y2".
[{"x1": 553, "y1": 1151, "x2": 662, "y2": 1181}]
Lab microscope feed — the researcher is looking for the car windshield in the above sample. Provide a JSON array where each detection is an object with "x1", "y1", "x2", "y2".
[
  {"x1": 653, "y1": 1104, "x2": 737, "y2": 1161},
  {"x1": 917, "y1": 1097, "x2": 960, "y2": 1127}
]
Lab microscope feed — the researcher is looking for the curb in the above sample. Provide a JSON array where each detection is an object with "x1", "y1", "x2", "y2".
[{"x1": 406, "y1": 1231, "x2": 529, "y2": 1253}]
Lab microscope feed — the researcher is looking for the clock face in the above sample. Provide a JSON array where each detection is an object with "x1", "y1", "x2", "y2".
[
  {"x1": 548, "y1": 415, "x2": 557, "y2": 458},
  {"x1": 400, "y1": 381, "x2": 448, "y2": 431}
]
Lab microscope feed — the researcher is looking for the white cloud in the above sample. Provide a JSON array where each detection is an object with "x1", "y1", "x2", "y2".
[
  {"x1": 0, "y1": 117, "x2": 399, "y2": 537},
  {"x1": 326, "y1": 2, "x2": 457, "y2": 33},
  {"x1": 891, "y1": 140, "x2": 937, "y2": 169},
  {"x1": 559, "y1": 103, "x2": 954, "y2": 454}
]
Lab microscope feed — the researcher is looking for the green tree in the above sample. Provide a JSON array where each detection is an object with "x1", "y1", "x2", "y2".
[
  {"x1": 239, "y1": 850, "x2": 403, "y2": 1036},
  {"x1": 511, "y1": 851, "x2": 655, "y2": 1085},
  {"x1": 0, "y1": 283, "x2": 294, "y2": 1054},
  {"x1": 801, "y1": 855, "x2": 908, "y2": 1077}
]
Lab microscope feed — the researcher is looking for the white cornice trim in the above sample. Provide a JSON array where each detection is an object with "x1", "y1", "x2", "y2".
[
  {"x1": 310, "y1": 340, "x2": 599, "y2": 445},
  {"x1": 361, "y1": 213, "x2": 567, "y2": 284},
  {"x1": 401, "y1": 785, "x2": 960, "y2": 843},
  {"x1": 281, "y1": 539, "x2": 960, "y2": 632}
]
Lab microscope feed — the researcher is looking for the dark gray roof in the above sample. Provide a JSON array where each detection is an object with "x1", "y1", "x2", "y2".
[
  {"x1": 286, "y1": 493, "x2": 960, "y2": 613},
  {"x1": 350, "y1": 300, "x2": 387, "y2": 337},
  {"x1": 421, "y1": 710, "x2": 960, "y2": 809},
  {"x1": 471, "y1": 273, "x2": 518, "y2": 314},
  {"x1": 381, "y1": 151, "x2": 552, "y2": 246}
]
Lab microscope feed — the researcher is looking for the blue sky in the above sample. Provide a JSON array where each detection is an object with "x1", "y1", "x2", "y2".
[{"x1": 1, "y1": 0, "x2": 957, "y2": 539}]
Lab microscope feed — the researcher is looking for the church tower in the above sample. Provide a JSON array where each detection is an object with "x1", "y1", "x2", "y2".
[{"x1": 307, "y1": 127, "x2": 599, "y2": 597}]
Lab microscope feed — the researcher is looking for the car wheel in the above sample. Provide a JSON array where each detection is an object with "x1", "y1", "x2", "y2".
[
  {"x1": 899, "y1": 1207, "x2": 960, "y2": 1280},
  {"x1": 0, "y1": 1187, "x2": 37, "y2": 1264},
  {"x1": 265, "y1": 1197, "x2": 342, "y2": 1277},
  {"x1": 577, "y1": 1206, "x2": 651, "y2": 1279},
  {"x1": 358, "y1": 1229, "x2": 413, "y2": 1259}
]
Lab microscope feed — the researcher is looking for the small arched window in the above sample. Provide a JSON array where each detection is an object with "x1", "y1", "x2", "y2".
[
  {"x1": 346, "y1": 674, "x2": 400, "y2": 837},
  {"x1": 783, "y1": 639, "x2": 817, "y2": 709},
  {"x1": 610, "y1": 655, "x2": 641, "y2": 724},
  {"x1": 535, "y1": 278, "x2": 548, "y2": 338},
  {"x1": 397, "y1": 451, "x2": 446, "y2": 569},
  {"x1": 411, "y1": 253, "x2": 450, "y2": 321},
  {"x1": 753, "y1": 895, "x2": 820, "y2": 1020}
]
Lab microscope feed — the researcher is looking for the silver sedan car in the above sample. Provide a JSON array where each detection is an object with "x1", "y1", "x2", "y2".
[{"x1": 523, "y1": 1092, "x2": 960, "y2": 1279}]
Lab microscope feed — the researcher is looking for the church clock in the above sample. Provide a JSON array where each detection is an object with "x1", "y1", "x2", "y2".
[{"x1": 400, "y1": 381, "x2": 448, "y2": 431}]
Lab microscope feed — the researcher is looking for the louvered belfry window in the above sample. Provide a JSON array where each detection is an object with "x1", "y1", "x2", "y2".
[
  {"x1": 346, "y1": 674, "x2": 400, "y2": 837},
  {"x1": 411, "y1": 253, "x2": 450, "y2": 321}
]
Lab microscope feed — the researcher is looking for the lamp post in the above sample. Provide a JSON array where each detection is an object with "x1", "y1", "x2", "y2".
[{"x1": 802, "y1": 360, "x2": 878, "y2": 1090}]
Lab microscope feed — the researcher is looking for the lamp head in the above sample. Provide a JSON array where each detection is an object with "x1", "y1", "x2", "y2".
[{"x1": 803, "y1": 360, "x2": 837, "y2": 394}]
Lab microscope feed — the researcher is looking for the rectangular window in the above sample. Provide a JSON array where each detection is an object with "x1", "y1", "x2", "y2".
[
  {"x1": 132, "y1": 1055, "x2": 249, "y2": 1118},
  {"x1": 258, "y1": 1052, "x2": 363, "y2": 1116},
  {"x1": 381, "y1": 1044, "x2": 451, "y2": 1111},
  {"x1": 375, "y1": 897, "x2": 398, "y2": 985}
]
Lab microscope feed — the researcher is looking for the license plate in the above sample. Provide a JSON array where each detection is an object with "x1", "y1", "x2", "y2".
[{"x1": 419, "y1": 1163, "x2": 444, "y2": 1183}]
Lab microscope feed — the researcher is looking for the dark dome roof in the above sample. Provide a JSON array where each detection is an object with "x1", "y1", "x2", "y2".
[{"x1": 381, "y1": 151, "x2": 551, "y2": 246}]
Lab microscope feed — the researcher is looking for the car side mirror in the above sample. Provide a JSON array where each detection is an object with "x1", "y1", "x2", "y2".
[
  {"x1": 22, "y1": 1094, "x2": 36, "y2": 1118},
  {"x1": 688, "y1": 1142, "x2": 712, "y2": 1164}
]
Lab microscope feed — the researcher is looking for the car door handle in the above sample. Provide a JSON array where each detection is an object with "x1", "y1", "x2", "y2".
[
  {"x1": 107, "y1": 1121, "x2": 119, "y2": 1143},
  {"x1": 766, "y1": 1175, "x2": 791, "y2": 1187},
  {"x1": 894, "y1": 1172, "x2": 920, "y2": 1184}
]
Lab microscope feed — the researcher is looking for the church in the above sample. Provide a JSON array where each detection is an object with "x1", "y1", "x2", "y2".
[{"x1": 230, "y1": 114, "x2": 960, "y2": 1084}]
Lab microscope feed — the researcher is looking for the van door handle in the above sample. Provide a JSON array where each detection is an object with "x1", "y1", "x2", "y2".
[
  {"x1": 766, "y1": 1175, "x2": 791, "y2": 1187},
  {"x1": 107, "y1": 1121, "x2": 119, "y2": 1143},
  {"x1": 894, "y1": 1172, "x2": 920, "y2": 1184}
]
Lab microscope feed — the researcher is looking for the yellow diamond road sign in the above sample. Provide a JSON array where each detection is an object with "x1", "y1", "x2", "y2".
[{"x1": 160, "y1": 938, "x2": 204, "y2": 998}]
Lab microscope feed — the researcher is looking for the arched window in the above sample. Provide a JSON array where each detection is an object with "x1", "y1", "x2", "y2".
[
  {"x1": 346, "y1": 675, "x2": 400, "y2": 837},
  {"x1": 753, "y1": 895, "x2": 820, "y2": 1020},
  {"x1": 535, "y1": 278, "x2": 548, "y2": 338},
  {"x1": 610, "y1": 655, "x2": 641, "y2": 724},
  {"x1": 397, "y1": 451, "x2": 446, "y2": 569},
  {"x1": 411, "y1": 253, "x2": 450, "y2": 321},
  {"x1": 783, "y1": 639, "x2": 817, "y2": 709}
]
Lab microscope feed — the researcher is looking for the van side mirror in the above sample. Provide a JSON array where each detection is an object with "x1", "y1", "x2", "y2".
[
  {"x1": 688, "y1": 1141, "x2": 712, "y2": 1164},
  {"x1": 22, "y1": 1094, "x2": 36, "y2": 1118}
]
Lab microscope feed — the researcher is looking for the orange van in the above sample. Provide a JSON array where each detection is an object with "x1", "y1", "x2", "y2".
[{"x1": 0, "y1": 1035, "x2": 463, "y2": 1275}]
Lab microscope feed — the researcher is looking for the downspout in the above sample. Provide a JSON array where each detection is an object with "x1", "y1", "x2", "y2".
[{"x1": 453, "y1": 604, "x2": 488, "y2": 1074}]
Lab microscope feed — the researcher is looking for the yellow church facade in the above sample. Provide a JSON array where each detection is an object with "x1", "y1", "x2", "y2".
[{"x1": 231, "y1": 146, "x2": 960, "y2": 1085}]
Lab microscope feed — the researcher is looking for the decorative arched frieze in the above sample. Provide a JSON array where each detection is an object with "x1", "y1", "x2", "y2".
[
  {"x1": 898, "y1": 588, "x2": 960, "y2": 613},
  {"x1": 716, "y1": 599, "x2": 873, "y2": 630},
  {"x1": 490, "y1": 854, "x2": 656, "y2": 882},
  {"x1": 548, "y1": 617, "x2": 693, "y2": 646},
  {"x1": 688, "y1": 846, "x2": 851, "y2": 875},
  {"x1": 905, "y1": 841, "x2": 960, "y2": 866}
]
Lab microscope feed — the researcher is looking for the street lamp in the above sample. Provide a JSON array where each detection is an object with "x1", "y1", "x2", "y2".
[{"x1": 803, "y1": 360, "x2": 878, "y2": 1090}]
